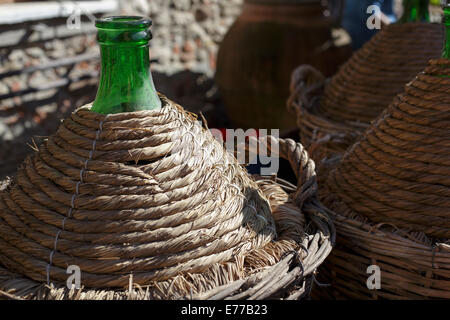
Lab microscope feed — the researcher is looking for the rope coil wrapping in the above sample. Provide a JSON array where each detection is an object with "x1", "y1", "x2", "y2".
[
  {"x1": 0, "y1": 96, "x2": 334, "y2": 299},
  {"x1": 45, "y1": 116, "x2": 109, "y2": 285},
  {"x1": 327, "y1": 58, "x2": 450, "y2": 239},
  {"x1": 312, "y1": 58, "x2": 450, "y2": 299},
  {"x1": 287, "y1": 22, "x2": 444, "y2": 159},
  {"x1": 315, "y1": 192, "x2": 450, "y2": 299},
  {"x1": 0, "y1": 95, "x2": 276, "y2": 288}
]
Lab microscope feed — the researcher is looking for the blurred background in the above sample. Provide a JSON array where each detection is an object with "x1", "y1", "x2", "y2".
[{"x1": 0, "y1": 0, "x2": 444, "y2": 179}]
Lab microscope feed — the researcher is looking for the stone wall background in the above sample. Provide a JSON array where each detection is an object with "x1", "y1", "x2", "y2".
[
  {"x1": 120, "y1": 0, "x2": 244, "y2": 131},
  {"x1": 0, "y1": 0, "x2": 243, "y2": 178},
  {"x1": 121, "y1": 0, "x2": 243, "y2": 76},
  {"x1": 2, "y1": 0, "x2": 440, "y2": 179}
]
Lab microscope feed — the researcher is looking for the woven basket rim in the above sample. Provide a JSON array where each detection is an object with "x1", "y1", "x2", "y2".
[{"x1": 317, "y1": 189, "x2": 450, "y2": 299}]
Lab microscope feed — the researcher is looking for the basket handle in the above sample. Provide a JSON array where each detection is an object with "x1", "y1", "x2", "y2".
[
  {"x1": 287, "y1": 64, "x2": 326, "y2": 118},
  {"x1": 245, "y1": 134, "x2": 336, "y2": 255},
  {"x1": 246, "y1": 136, "x2": 318, "y2": 209},
  {"x1": 287, "y1": 64, "x2": 365, "y2": 156}
]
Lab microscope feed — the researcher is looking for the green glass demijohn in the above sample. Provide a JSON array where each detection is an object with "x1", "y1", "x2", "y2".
[
  {"x1": 443, "y1": 1, "x2": 450, "y2": 59},
  {"x1": 398, "y1": 0, "x2": 430, "y2": 23},
  {"x1": 91, "y1": 16, "x2": 161, "y2": 114}
]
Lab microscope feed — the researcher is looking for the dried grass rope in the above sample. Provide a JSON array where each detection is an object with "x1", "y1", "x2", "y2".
[
  {"x1": 313, "y1": 58, "x2": 450, "y2": 299},
  {"x1": 314, "y1": 195, "x2": 450, "y2": 299},
  {"x1": 327, "y1": 58, "x2": 450, "y2": 239},
  {"x1": 287, "y1": 22, "x2": 443, "y2": 160},
  {"x1": 0, "y1": 96, "x2": 334, "y2": 299}
]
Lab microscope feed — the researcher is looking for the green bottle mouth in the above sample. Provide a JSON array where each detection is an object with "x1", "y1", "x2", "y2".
[{"x1": 95, "y1": 16, "x2": 153, "y2": 45}]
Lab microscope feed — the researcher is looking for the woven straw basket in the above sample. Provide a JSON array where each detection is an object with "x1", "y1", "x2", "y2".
[
  {"x1": 313, "y1": 58, "x2": 450, "y2": 299},
  {"x1": 287, "y1": 22, "x2": 443, "y2": 160},
  {"x1": 0, "y1": 95, "x2": 334, "y2": 300}
]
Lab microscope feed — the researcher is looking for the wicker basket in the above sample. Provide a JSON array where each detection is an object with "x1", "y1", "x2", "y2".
[
  {"x1": 312, "y1": 58, "x2": 450, "y2": 299},
  {"x1": 287, "y1": 22, "x2": 443, "y2": 160},
  {"x1": 313, "y1": 196, "x2": 450, "y2": 300},
  {"x1": 0, "y1": 95, "x2": 334, "y2": 300},
  {"x1": 327, "y1": 58, "x2": 450, "y2": 239}
]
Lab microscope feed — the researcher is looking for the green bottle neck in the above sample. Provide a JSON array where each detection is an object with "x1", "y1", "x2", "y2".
[
  {"x1": 443, "y1": 6, "x2": 450, "y2": 59},
  {"x1": 398, "y1": 0, "x2": 430, "y2": 23},
  {"x1": 91, "y1": 16, "x2": 161, "y2": 114}
]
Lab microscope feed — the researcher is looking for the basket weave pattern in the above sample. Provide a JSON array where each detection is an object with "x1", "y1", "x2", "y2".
[
  {"x1": 313, "y1": 58, "x2": 450, "y2": 299},
  {"x1": 327, "y1": 58, "x2": 450, "y2": 239},
  {"x1": 315, "y1": 195, "x2": 450, "y2": 300},
  {"x1": 0, "y1": 95, "x2": 276, "y2": 289},
  {"x1": 288, "y1": 22, "x2": 443, "y2": 158},
  {"x1": 0, "y1": 96, "x2": 334, "y2": 299}
]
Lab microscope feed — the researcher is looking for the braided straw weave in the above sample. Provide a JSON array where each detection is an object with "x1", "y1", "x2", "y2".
[
  {"x1": 312, "y1": 58, "x2": 450, "y2": 299},
  {"x1": 313, "y1": 198, "x2": 450, "y2": 300},
  {"x1": 327, "y1": 58, "x2": 450, "y2": 239},
  {"x1": 287, "y1": 22, "x2": 443, "y2": 160},
  {"x1": 0, "y1": 95, "x2": 334, "y2": 300}
]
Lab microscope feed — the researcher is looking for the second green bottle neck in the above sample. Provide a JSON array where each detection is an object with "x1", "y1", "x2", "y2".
[
  {"x1": 398, "y1": 0, "x2": 430, "y2": 23},
  {"x1": 443, "y1": 6, "x2": 450, "y2": 59}
]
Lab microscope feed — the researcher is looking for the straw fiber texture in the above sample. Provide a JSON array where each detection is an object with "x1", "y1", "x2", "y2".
[
  {"x1": 314, "y1": 194, "x2": 450, "y2": 300},
  {"x1": 312, "y1": 58, "x2": 450, "y2": 299},
  {"x1": 0, "y1": 96, "x2": 334, "y2": 299},
  {"x1": 0, "y1": 95, "x2": 275, "y2": 292},
  {"x1": 327, "y1": 58, "x2": 450, "y2": 239},
  {"x1": 288, "y1": 22, "x2": 443, "y2": 160}
]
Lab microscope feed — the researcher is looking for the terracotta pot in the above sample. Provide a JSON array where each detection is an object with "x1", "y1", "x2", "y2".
[{"x1": 216, "y1": 0, "x2": 352, "y2": 131}]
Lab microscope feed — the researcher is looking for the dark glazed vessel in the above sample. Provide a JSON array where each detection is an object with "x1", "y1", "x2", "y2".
[{"x1": 215, "y1": 0, "x2": 352, "y2": 130}]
